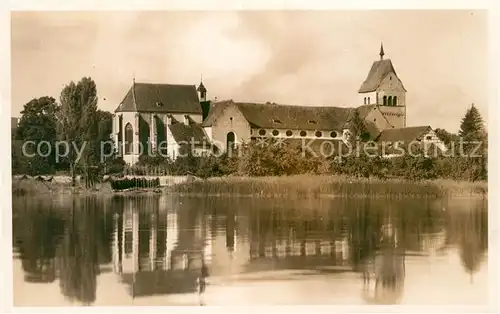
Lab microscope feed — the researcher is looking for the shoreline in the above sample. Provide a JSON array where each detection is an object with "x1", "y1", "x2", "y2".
[{"x1": 11, "y1": 174, "x2": 487, "y2": 199}]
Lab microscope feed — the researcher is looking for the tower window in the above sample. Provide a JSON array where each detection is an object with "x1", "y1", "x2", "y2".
[
  {"x1": 286, "y1": 130, "x2": 293, "y2": 137},
  {"x1": 300, "y1": 131, "x2": 307, "y2": 137},
  {"x1": 315, "y1": 131, "x2": 322, "y2": 138},
  {"x1": 364, "y1": 97, "x2": 366, "y2": 105},
  {"x1": 383, "y1": 96, "x2": 387, "y2": 106},
  {"x1": 258, "y1": 129, "x2": 266, "y2": 136},
  {"x1": 426, "y1": 136, "x2": 432, "y2": 140},
  {"x1": 393, "y1": 96, "x2": 398, "y2": 106},
  {"x1": 388, "y1": 96, "x2": 393, "y2": 106}
]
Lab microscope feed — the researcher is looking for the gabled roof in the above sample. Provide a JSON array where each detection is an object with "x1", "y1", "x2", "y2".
[
  {"x1": 168, "y1": 121, "x2": 210, "y2": 147},
  {"x1": 358, "y1": 59, "x2": 406, "y2": 93},
  {"x1": 202, "y1": 100, "x2": 352, "y2": 131},
  {"x1": 355, "y1": 104, "x2": 377, "y2": 120},
  {"x1": 115, "y1": 82, "x2": 202, "y2": 114},
  {"x1": 342, "y1": 105, "x2": 384, "y2": 140},
  {"x1": 376, "y1": 126, "x2": 432, "y2": 143}
]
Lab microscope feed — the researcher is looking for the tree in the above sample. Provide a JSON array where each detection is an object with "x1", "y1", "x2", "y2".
[
  {"x1": 95, "y1": 110, "x2": 114, "y2": 163},
  {"x1": 434, "y1": 128, "x2": 458, "y2": 147},
  {"x1": 13, "y1": 96, "x2": 59, "y2": 175},
  {"x1": 348, "y1": 109, "x2": 370, "y2": 145},
  {"x1": 459, "y1": 104, "x2": 485, "y2": 142},
  {"x1": 457, "y1": 104, "x2": 487, "y2": 180},
  {"x1": 58, "y1": 77, "x2": 99, "y2": 186}
]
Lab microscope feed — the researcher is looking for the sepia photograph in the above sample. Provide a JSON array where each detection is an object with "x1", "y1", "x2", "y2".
[{"x1": 7, "y1": 9, "x2": 492, "y2": 309}]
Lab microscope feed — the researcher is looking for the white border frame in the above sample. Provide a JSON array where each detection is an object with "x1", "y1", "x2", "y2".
[{"x1": 1, "y1": 1, "x2": 499, "y2": 314}]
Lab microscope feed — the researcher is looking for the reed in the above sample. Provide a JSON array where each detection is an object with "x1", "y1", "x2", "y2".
[{"x1": 170, "y1": 175, "x2": 487, "y2": 199}]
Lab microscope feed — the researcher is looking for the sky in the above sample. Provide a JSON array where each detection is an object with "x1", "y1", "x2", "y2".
[{"x1": 11, "y1": 10, "x2": 488, "y2": 133}]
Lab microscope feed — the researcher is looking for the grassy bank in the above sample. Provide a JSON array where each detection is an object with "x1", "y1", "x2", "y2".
[
  {"x1": 170, "y1": 175, "x2": 488, "y2": 199},
  {"x1": 12, "y1": 174, "x2": 487, "y2": 199}
]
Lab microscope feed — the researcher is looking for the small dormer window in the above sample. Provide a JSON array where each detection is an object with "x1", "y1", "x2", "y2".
[
  {"x1": 272, "y1": 119, "x2": 282, "y2": 124},
  {"x1": 156, "y1": 102, "x2": 163, "y2": 107},
  {"x1": 308, "y1": 120, "x2": 317, "y2": 124}
]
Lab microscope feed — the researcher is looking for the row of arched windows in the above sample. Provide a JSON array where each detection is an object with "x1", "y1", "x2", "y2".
[
  {"x1": 383, "y1": 95, "x2": 398, "y2": 106},
  {"x1": 364, "y1": 95, "x2": 399, "y2": 106},
  {"x1": 258, "y1": 129, "x2": 338, "y2": 138}
]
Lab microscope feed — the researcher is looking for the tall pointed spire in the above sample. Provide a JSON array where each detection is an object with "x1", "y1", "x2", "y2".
[{"x1": 379, "y1": 42, "x2": 385, "y2": 60}]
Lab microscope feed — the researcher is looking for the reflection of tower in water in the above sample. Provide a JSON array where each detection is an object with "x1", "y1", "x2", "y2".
[
  {"x1": 165, "y1": 210, "x2": 178, "y2": 270},
  {"x1": 119, "y1": 204, "x2": 138, "y2": 274},
  {"x1": 226, "y1": 210, "x2": 236, "y2": 257}
]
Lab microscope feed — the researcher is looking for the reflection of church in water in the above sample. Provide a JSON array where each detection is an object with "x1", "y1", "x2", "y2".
[
  {"x1": 110, "y1": 199, "x2": 353, "y2": 297},
  {"x1": 111, "y1": 199, "x2": 208, "y2": 297}
]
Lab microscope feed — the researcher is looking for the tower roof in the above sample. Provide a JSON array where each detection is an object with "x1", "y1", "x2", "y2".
[
  {"x1": 358, "y1": 59, "x2": 397, "y2": 93},
  {"x1": 197, "y1": 81, "x2": 206, "y2": 93},
  {"x1": 358, "y1": 45, "x2": 407, "y2": 93}
]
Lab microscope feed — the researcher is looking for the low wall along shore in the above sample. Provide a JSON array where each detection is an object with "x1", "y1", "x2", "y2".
[
  {"x1": 11, "y1": 174, "x2": 198, "y2": 195},
  {"x1": 12, "y1": 174, "x2": 195, "y2": 187}
]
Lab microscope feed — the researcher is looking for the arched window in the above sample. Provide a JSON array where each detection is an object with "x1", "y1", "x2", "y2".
[
  {"x1": 367, "y1": 97, "x2": 370, "y2": 104},
  {"x1": 364, "y1": 97, "x2": 366, "y2": 105},
  {"x1": 383, "y1": 96, "x2": 387, "y2": 106},
  {"x1": 393, "y1": 96, "x2": 398, "y2": 106},
  {"x1": 124, "y1": 123, "x2": 133, "y2": 154},
  {"x1": 388, "y1": 96, "x2": 393, "y2": 106},
  {"x1": 226, "y1": 132, "x2": 235, "y2": 154}
]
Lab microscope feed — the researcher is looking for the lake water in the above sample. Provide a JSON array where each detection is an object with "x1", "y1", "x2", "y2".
[{"x1": 12, "y1": 194, "x2": 489, "y2": 306}]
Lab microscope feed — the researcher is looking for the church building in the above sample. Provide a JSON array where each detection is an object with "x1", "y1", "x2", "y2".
[{"x1": 112, "y1": 44, "x2": 446, "y2": 165}]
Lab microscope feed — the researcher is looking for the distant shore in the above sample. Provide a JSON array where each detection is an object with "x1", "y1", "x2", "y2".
[{"x1": 11, "y1": 174, "x2": 487, "y2": 199}]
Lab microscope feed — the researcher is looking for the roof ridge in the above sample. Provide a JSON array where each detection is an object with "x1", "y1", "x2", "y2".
[
  {"x1": 134, "y1": 82, "x2": 195, "y2": 87},
  {"x1": 235, "y1": 101, "x2": 351, "y2": 110}
]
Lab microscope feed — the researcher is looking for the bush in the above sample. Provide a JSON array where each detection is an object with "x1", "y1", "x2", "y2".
[{"x1": 110, "y1": 177, "x2": 160, "y2": 190}]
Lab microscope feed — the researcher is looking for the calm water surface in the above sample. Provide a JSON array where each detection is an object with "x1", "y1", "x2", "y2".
[{"x1": 12, "y1": 195, "x2": 488, "y2": 306}]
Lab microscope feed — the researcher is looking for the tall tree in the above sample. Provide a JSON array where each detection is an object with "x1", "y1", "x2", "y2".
[
  {"x1": 58, "y1": 77, "x2": 99, "y2": 186},
  {"x1": 95, "y1": 110, "x2": 113, "y2": 162},
  {"x1": 458, "y1": 104, "x2": 485, "y2": 142},
  {"x1": 458, "y1": 104, "x2": 487, "y2": 180},
  {"x1": 14, "y1": 96, "x2": 59, "y2": 175}
]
